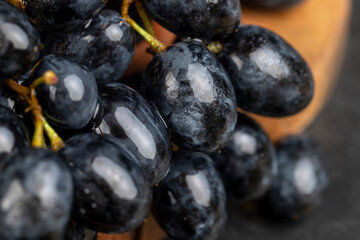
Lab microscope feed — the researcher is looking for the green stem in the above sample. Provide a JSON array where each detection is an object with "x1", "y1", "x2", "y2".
[
  {"x1": 1, "y1": 79, "x2": 45, "y2": 148},
  {"x1": 134, "y1": 0, "x2": 155, "y2": 37},
  {"x1": 207, "y1": 41, "x2": 224, "y2": 55},
  {"x1": 24, "y1": 87, "x2": 46, "y2": 149},
  {"x1": 1, "y1": 74, "x2": 64, "y2": 151},
  {"x1": 121, "y1": 0, "x2": 167, "y2": 53},
  {"x1": 42, "y1": 118, "x2": 65, "y2": 152}
]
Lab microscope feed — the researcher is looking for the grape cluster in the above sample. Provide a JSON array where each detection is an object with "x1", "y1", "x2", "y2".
[{"x1": 0, "y1": 0, "x2": 329, "y2": 239}]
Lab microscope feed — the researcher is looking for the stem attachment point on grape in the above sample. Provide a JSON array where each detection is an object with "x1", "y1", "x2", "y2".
[
  {"x1": 42, "y1": 118, "x2": 65, "y2": 152},
  {"x1": 1, "y1": 72, "x2": 65, "y2": 151},
  {"x1": 30, "y1": 70, "x2": 59, "y2": 89},
  {"x1": 207, "y1": 41, "x2": 224, "y2": 55}
]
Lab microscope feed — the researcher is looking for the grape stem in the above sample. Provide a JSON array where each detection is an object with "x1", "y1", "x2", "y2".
[
  {"x1": 42, "y1": 117, "x2": 65, "y2": 152},
  {"x1": 2, "y1": 79, "x2": 30, "y2": 100},
  {"x1": 134, "y1": 0, "x2": 155, "y2": 37},
  {"x1": 30, "y1": 70, "x2": 59, "y2": 89},
  {"x1": 121, "y1": 0, "x2": 167, "y2": 53},
  {"x1": 1, "y1": 71, "x2": 65, "y2": 150},
  {"x1": 207, "y1": 41, "x2": 224, "y2": 55},
  {"x1": 27, "y1": 87, "x2": 45, "y2": 148},
  {"x1": 5, "y1": 0, "x2": 25, "y2": 11}
]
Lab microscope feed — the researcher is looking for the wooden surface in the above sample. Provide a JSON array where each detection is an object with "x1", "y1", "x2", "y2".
[
  {"x1": 100, "y1": 0, "x2": 352, "y2": 239},
  {"x1": 241, "y1": 0, "x2": 351, "y2": 141}
]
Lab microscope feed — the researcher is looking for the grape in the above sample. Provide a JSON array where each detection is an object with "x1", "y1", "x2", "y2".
[
  {"x1": 153, "y1": 151, "x2": 227, "y2": 240},
  {"x1": 210, "y1": 112, "x2": 276, "y2": 203},
  {"x1": 242, "y1": 0, "x2": 304, "y2": 9},
  {"x1": 0, "y1": 148, "x2": 73, "y2": 240},
  {"x1": 141, "y1": 0, "x2": 241, "y2": 42},
  {"x1": 0, "y1": 1, "x2": 329, "y2": 238},
  {"x1": 31, "y1": 55, "x2": 98, "y2": 130},
  {"x1": 220, "y1": 25, "x2": 314, "y2": 117},
  {"x1": 0, "y1": 106, "x2": 28, "y2": 158},
  {"x1": 91, "y1": 82, "x2": 171, "y2": 186},
  {"x1": 59, "y1": 133, "x2": 152, "y2": 233},
  {"x1": 0, "y1": 1, "x2": 40, "y2": 81},
  {"x1": 22, "y1": 0, "x2": 108, "y2": 32},
  {"x1": 44, "y1": 10, "x2": 135, "y2": 83},
  {"x1": 265, "y1": 136, "x2": 329, "y2": 220},
  {"x1": 142, "y1": 40, "x2": 237, "y2": 153}
]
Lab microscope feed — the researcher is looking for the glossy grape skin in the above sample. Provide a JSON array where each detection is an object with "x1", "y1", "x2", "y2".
[
  {"x1": 44, "y1": 10, "x2": 135, "y2": 84},
  {"x1": 265, "y1": 136, "x2": 329, "y2": 220},
  {"x1": 242, "y1": 0, "x2": 304, "y2": 9},
  {"x1": 0, "y1": 106, "x2": 28, "y2": 159},
  {"x1": 153, "y1": 151, "x2": 227, "y2": 240},
  {"x1": 22, "y1": 0, "x2": 108, "y2": 32},
  {"x1": 220, "y1": 25, "x2": 314, "y2": 117},
  {"x1": 141, "y1": 0, "x2": 241, "y2": 43},
  {"x1": 91, "y1": 82, "x2": 171, "y2": 186},
  {"x1": 210, "y1": 112, "x2": 276, "y2": 203},
  {"x1": 0, "y1": 2, "x2": 40, "y2": 81},
  {"x1": 31, "y1": 55, "x2": 98, "y2": 130},
  {"x1": 0, "y1": 148, "x2": 73, "y2": 240},
  {"x1": 59, "y1": 133, "x2": 152, "y2": 233},
  {"x1": 142, "y1": 41, "x2": 237, "y2": 153}
]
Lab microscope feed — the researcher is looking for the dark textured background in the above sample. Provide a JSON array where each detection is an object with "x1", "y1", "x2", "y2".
[{"x1": 223, "y1": 1, "x2": 360, "y2": 239}]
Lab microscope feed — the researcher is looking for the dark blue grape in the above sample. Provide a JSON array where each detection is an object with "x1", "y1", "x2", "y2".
[
  {"x1": 31, "y1": 55, "x2": 98, "y2": 130},
  {"x1": 59, "y1": 133, "x2": 152, "y2": 233},
  {"x1": 153, "y1": 151, "x2": 227, "y2": 240},
  {"x1": 142, "y1": 41, "x2": 237, "y2": 153},
  {"x1": 265, "y1": 136, "x2": 329, "y2": 220},
  {"x1": 0, "y1": 106, "x2": 28, "y2": 159},
  {"x1": 44, "y1": 10, "x2": 135, "y2": 83},
  {"x1": 0, "y1": 148, "x2": 73, "y2": 240},
  {"x1": 242, "y1": 0, "x2": 304, "y2": 9},
  {"x1": 91, "y1": 82, "x2": 171, "y2": 186},
  {"x1": 220, "y1": 25, "x2": 314, "y2": 117},
  {"x1": 0, "y1": 1, "x2": 40, "y2": 81},
  {"x1": 210, "y1": 112, "x2": 276, "y2": 203},
  {"x1": 22, "y1": 0, "x2": 108, "y2": 32},
  {"x1": 141, "y1": 0, "x2": 241, "y2": 42}
]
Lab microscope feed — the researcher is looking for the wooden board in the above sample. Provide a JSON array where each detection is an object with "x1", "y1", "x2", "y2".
[
  {"x1": 240, "y1": 0, "x2": 351, "y2": 141},
  {"x1": 100, "y1": 0, "x2": 352, "y2": 239}
]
